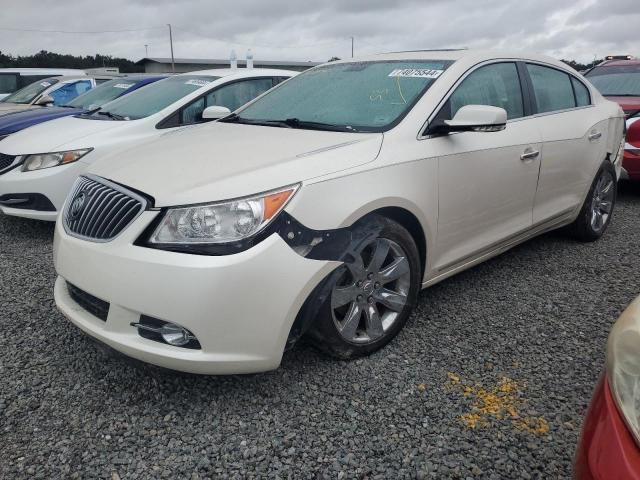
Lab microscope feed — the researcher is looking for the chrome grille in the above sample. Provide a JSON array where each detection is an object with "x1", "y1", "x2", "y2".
[
  {"x1": 64, "y1": 175, "x2": 147, "y2": 241},
  {"x1": 0, "y1": 153, "x2": 17, "y2": 173}
]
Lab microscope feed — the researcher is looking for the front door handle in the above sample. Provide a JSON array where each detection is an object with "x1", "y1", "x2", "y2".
[
  {"x1": 589, "y1": 131, "x2": 602, "y2": 141},
  {"x1": 520, "y1": 149, "x2": 540, "y2": 161}
]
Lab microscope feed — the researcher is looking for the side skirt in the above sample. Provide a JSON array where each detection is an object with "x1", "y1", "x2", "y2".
[{"x1": 423, "y1": 208, "x2": 577, "y2": 289}]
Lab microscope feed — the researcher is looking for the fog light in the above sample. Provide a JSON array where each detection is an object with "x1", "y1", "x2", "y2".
[
  {"x1": 130, "y1": 317, "x2": 201, "y2": 349},
  {"x1": 159, "y1": 323, "x2": 192, "y2": 346}
]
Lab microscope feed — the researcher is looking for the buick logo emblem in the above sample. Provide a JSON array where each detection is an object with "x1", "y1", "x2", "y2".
[{"x1": 68, "y1": 192, "x2": 88, "y2": 220}]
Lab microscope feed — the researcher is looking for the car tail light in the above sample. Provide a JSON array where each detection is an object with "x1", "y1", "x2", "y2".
[{"x1": 627, "y1": 117, "x2": 640, "y2": 150}]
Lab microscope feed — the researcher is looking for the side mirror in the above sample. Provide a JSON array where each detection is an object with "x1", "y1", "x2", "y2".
[
  {"x1": 438, "y1": 105, "x2": 507, "y2": 133},
  {"x1": 35, "y1": 95, "x2": 54, "y2": 106},
  {"x1": 202, "y1": 105, "x2": 231, "y2": 120}
]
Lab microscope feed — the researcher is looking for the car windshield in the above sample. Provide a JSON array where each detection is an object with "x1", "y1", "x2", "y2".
[
  {"x1": 1, "y1": 78, "x2": 60, "y2": 104},
  {"x1": 231, "y1": 60, "x2": 452, "y2": 132},
  {"x1": 586, "y1": 65, "x2": 640, "y2": 96},
  {"x1": 91, "y1": 75, "x2": 219, "y2": 120},
  {"x1": 64, "y1": 78, "x2": 140, "y2": 110}
]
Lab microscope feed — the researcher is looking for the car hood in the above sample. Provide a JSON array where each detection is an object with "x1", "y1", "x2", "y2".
[
  {"x1": 0, "y1": 103, "x2": 38, "y2": 115},
  {"x1": 0, "y1": 115, "x2": 127, "y2": 154},
  {"x1": 90, "y1": 122, "x2": 383, "y2": 206},
  {"x1": 0, "y1": 106, "x2": 84, "y2": 136}
]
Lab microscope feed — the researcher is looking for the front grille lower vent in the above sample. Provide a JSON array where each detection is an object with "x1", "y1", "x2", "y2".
[
  {"x1": 0, "y1": 153, "x2": 16, "y2": 173},
  {"x1": 67, "y1": 282, "x2": 110, "y2": 322},
  {"x1": 64, "y1": 175, "x2": 147, "y2": 241}
]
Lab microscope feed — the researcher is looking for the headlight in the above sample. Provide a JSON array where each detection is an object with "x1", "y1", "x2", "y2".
[
  {"x1": 606, "y1": 296, "x2": 640, "y2": 445},
  {"x1": 148, "y1": 184, "x2": 299, "y2": 245},
  {"x1": 21, "y1": 148, "x2": 92, "y2": 172}
]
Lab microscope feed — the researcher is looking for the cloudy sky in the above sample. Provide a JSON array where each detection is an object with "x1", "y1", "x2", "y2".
[{"x1": 0, "y1": 0, "x2": 636, "y2": 64}]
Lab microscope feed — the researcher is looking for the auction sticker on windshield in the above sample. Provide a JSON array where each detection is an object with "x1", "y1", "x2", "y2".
[
  {"x1": 113, "y1": 83, "x2": 133, "y2": 89},
  {"x1": 185, "y1": 79, "x2": 211, "y2": 87},
  {"x1": 388, "y1": 69, "x2": 443, "y2": 79}
]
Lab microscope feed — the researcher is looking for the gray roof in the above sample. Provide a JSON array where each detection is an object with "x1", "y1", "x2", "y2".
[{"x1": 136, "y1": 57, "x2": 320, "y2": 67}]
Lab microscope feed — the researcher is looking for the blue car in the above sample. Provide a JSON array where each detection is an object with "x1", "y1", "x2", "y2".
[{"x1": 0, "y1": 75, "x2": 166, "y2": 140}]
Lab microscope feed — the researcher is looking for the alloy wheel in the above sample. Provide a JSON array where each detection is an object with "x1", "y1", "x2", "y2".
[
  {"x1": 590, "y1": 169, "x2": 615, "y2": 233},
  {"x1": 331, "y1": 237, "x2": 412, "y2": 344}
]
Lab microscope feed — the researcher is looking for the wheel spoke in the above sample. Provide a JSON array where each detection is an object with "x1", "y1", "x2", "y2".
[
  {"x1": 379, "y1": 256, "x2": 410, "y2": 284},
  {"x1": 332, "y1": 284, "x2": 358, "y2": 309},
  {"x1": 600, "y1": 200, "x2": 613, "y2": 214},
  {"x1": 591, "y1": 210, "x2": 603, "y2": 230},
  {"x1": 364, "y1": 303, "x2": 384, "y2": 339},
  {"x1": 368, "y1": 239, "x2": 390, "y2": 273},
  {"x1": 345, "y1": 253, "x2": 366, "y2": 280},
  {"x1": 601, "y1": 179, "x2": 614, "y2": 196},
  {"x1": 373, "y1": 288, "x2": 407, "y2": 312},
  {"x1": 340, "y1": 303, "x2": 361, "y2": 339}
]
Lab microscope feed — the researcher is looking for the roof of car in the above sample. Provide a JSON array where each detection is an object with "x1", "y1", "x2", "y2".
[
  {"x1": 176, "y1": 68, "x2": 298, "y2": 78},
  {"x1": 597, "y1": 59, "x2": 640, "y2": 67},
  {"x1": 39, "y1": 75, "x2": 120, "y2": 82},
  {"x1": 330, "y1": 49, "x2": 571, "y2": 70}
]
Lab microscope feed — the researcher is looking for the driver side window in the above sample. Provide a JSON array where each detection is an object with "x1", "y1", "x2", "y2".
[{"x1": 438, "y1": 62, "x2": 524, "y2": 122}]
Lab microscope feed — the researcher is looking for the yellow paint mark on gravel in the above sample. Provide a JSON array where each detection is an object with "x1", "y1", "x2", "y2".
[{"x1": 447, "y1": 374, "x2": 549, "y2": 435}]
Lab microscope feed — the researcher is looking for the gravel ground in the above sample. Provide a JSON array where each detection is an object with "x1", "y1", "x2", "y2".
[{"x1": 1, "y1": 182, "x2": 640, "y2": 479}]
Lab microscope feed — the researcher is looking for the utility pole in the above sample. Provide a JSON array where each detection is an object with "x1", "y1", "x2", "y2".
[
  {"x1": 351, "y1": 36, "x2": 354, "y2": 58},
  {"x1": 167, "y1": 24, "x2": 175, "y2": 73},
  {"x1": 144, "y1": 44, "x2": 149, "y2": 57}
]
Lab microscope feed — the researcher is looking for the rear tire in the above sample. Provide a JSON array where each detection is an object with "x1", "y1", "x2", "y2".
[
  {"x1": 306, "y1": 215, "x2": 421, "y2": 359},
  {"x1": 569, "y1": 161, "x2": 617, "y2": 242}
]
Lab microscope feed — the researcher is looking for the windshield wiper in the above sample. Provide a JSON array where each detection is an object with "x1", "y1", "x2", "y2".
[
  {"x1": 281, "y1": 118, "x2": 357, "y2": 132},
  {"x1": 603, "y1": 93, "x2": 639, "y2": 97},
  {"x1": 97, "y1": 110, "x2": 126, "y2": 121}
]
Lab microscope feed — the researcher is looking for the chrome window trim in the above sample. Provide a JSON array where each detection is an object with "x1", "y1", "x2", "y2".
[{"x1": 63, "y1": 173, "x2": 148, "y2": 243}]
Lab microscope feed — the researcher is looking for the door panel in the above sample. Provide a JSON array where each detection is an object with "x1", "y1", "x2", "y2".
[
  {"x1": 524, "y1": 63, "x2": 608, "y2": 223},
  {"x1": 531, "y1": 110, "x2": 609, "y2": 223},
  {"x1": 432, "y1": 123, "x2": 542, "y2": 270}
]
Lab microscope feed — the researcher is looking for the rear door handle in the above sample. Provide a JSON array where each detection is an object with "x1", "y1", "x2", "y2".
[
  {"x1": 589, "y1": 131, "x2": 602, "y2": 141},
  {"x1": 520, "y1": 149, "x2": 540, "y2": 161}
]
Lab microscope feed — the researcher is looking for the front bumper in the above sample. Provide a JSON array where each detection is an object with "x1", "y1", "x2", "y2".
[
  {"x1": 53, "y1": 211, "x2": 338, "y2": 374},
  {"x1": 574, "y1": 373, "x2": 640, "y2": 479},
  {"x1": 0, "y1": 160, "x2": 88, "y2": 221}
]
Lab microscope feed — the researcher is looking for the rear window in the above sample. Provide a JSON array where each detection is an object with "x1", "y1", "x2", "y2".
[
  {"x1": 94, "y1": 75, "x2": 219, "y2": 120},
  {"x1": 586, "y1": 64, "x2": 640, "y2": 96}
]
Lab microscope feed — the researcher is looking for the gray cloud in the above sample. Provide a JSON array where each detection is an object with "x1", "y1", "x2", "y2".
[{"x1": 0, "y1": 0, "x2": 636, "y2": 64}]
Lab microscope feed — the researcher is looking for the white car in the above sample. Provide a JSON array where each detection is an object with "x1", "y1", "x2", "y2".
[
  {"x1": 0, "y1": 68, "x2": 87, "y2": 100},
  {"x1": 0, "y1": 68, "x2": 296, "y2": 220},
  {"x1": 52, "y1": 50, "x2": 625, "y2": 375},
  {"x1": 0, "y1": 75, "x2": 115, "y2": 114}
]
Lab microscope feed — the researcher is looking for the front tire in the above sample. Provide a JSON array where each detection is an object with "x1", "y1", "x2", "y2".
[
  {"x1": 569, "y1": 160, "x2": 617, "y2": 242},
  {"x1": 307, "y1": 215, "x2": 421, "y2": 359}
]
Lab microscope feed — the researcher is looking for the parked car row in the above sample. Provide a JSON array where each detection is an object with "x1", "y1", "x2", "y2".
[
  {"x1": 0, "y1": 49, "x2": 634, "y2": 477},
  {"x1": 0, "y1": 68, "x2": 295, "y2": 219},
  {"x1": 0, "y1": 67, "x2": 88, "y2": 100}
]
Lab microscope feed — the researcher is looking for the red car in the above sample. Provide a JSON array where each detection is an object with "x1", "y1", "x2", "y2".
[
  {"x1": 575, "y1": 296, "x2": 640, "y2": 479},
  {"x1": 586, "y1": 58, "x2": 640, "y2": 180}
]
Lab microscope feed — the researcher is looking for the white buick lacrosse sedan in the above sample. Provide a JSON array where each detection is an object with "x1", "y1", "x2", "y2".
[{"x1": 53, "y1": 50, "x2": 625, "y2": 374}]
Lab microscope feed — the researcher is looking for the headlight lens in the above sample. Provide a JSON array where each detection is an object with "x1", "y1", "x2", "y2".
[
  {"x1": 21, "y1": 148, "x2": 92, "y2": 172},
  {"x1": 606, "y1": 296, "x2": 640, "y2": 445},
  {"x1": 148, "y1": 185, "x2": 299, "y2": 245}
]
